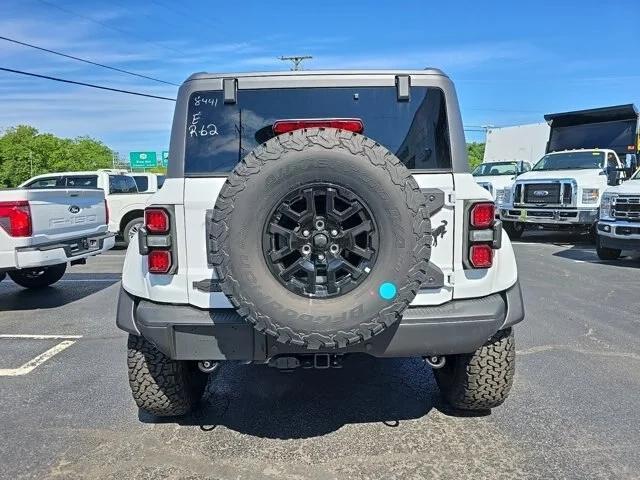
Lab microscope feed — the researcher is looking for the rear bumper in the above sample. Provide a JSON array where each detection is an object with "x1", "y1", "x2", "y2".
[
  {"x1": 500, "y1": 206, "x2": 597, "y2": 226},
  {"x1": 117, "y1": 281, "x2": 525, "y2": 361},
  {"x1": 7, "y1": 233, "x2": 115, "y2": 270}
]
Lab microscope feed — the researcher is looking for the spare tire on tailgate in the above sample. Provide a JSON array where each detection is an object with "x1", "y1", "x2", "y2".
[{"x1": 208, "y1": 128, "x2": 432, "y2": 350}]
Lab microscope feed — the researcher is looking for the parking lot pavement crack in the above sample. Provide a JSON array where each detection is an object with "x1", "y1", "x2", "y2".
[{"x1": 518, "y1": 345, "x2": 640, "y2": 361}]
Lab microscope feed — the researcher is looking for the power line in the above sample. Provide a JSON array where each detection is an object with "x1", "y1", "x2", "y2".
[
  {"x1": 35, "y1": 0, "x2": 187, "y2": 57},
  {"x1": 0, "y1": 36, "x2": 179, "y2": 86},
  {"x1": 0, "y1": 67, "x2": 176, "y2": 101}
]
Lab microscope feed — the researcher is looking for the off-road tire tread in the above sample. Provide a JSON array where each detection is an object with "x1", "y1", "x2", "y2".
[
  {"x1": 435, "y1": 328, "x2": 515, "y2": 410},
  {"x1": 208, "y1": 128, "x2": 432, "y2": 349},
  {"x1": 126, "y1": 334, "x2": 205, "y2": 417}
]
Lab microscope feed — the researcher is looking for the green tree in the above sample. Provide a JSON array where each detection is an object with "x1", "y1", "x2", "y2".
[
  {"x1": 467, "y1": 142, "x2": 485, "y2": 170},
  {"x1": 0, "y1": 125, "x2": 114, "y2": 187}
]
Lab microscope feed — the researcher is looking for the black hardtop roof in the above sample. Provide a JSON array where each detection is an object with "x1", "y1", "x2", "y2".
[{"x1": 544, "y1": 104, "x2": 638, "y2": 127}]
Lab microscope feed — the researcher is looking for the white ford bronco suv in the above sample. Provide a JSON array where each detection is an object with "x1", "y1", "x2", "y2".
[{"x1": 117, "y1": 70, "x2": 524, "y2": 417}]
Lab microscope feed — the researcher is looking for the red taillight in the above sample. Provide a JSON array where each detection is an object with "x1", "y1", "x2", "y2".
[
  {"x1": 273, "y1": 118, "x2": 364, "y2": 135},
  {"x1": 0, "y1": 201, "x2": 32, "y2": 237},
  {"x1": 145, "y1": 208, "x2": 169, "y2": 233},
  {"x1": 470, "y1": 202, "x2": 495, "y2": 229},
  {"x1": 148, "y1": 250, "x2": 171, "y2": 273},
  {"x1": 469, "y1": 244, "x2": 493, "y2": 268}
]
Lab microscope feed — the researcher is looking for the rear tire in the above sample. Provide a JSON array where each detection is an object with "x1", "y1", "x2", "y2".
[
  {"x1": 503, "y1": 221, "x2": 524, "y2": 240},
  {"x1": 435, "y1": 328, "x2": 515, "y2": 411},
  {"x1": 596, "y1": 237, "x2": 621, "y2": 260},
  {"x1": 8, "y1": 263, "x2": 67, "y2": 289},
  {"x1": 127, "y1": 335, "x2": 208, "y2": 417},
  {"x1": 122, "y1": 217, "x2": 144, "y2": 248}
]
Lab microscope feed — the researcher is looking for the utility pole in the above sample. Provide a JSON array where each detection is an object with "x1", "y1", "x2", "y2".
[{"x1": 279, "y1": 55, "x2": 312, "y2": 71}]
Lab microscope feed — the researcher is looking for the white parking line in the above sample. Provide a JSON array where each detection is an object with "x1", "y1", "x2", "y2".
[
  {"x1": 0, "y1": 334, "x2": 82, "y2": 340},
  {"x1": 1, "y1": 279, "x2": 119, "y2": 283},
  {"x1": 0, "y1": 335, "x2": 82, "y2": 376}
]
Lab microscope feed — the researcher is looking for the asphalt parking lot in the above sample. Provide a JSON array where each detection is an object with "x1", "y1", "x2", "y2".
[{"x1": 1, "y1": 234, "x2": 639, "y2": 480}]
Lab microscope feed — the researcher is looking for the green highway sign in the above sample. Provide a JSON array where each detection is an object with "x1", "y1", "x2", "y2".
[
  {"x1": 129, "y1": 151, "x2": 158, "y2": 169},
  {"x1": 161, "y1": 151, "x2": 169, "y2": 167}
]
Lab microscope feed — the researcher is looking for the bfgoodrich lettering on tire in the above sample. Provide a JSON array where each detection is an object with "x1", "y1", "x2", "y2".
[{"x1": 208, "y1": 128, "x2": 432, "y2": 350}]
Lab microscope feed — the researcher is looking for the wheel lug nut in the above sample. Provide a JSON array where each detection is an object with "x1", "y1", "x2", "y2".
[
  {"x1": 301, "y1": 244, "x2": 311, "y2": 255},
  {"x1": 330, "y1": 229, "x2": 338, "y2": 236},
  {"x1": 302, "y1": 229, "x2": 310, "y2": 237},
  {"x1": 318, "y1": 254, "x2": 325, "y2": 261},
  {"x1": 330, "y1": 244, "x2": 340, "y2": 254}
]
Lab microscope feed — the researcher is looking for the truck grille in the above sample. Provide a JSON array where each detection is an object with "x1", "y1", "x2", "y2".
[
  {"x1": 613, "y1": 196, "x2": 640, "y2": 221},
  {"x1": 524, "y1": 183, "x2": 561, "y2": 204},
  {"x1": 514, "y1": 181, "x2": 574, "y2": 206}
]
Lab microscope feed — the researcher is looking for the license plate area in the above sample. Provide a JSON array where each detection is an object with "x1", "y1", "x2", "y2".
[{"x1": 68, "y1": 236, "x2": 100, "y2": 255}]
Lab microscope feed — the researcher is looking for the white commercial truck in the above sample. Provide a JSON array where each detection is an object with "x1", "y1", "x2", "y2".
[
  {"x1": 500, "y1": 105, "x2": 638, "y2": 239},
  {"x1": 0, "y1": 187, "x2": 114, "y2": 288}
]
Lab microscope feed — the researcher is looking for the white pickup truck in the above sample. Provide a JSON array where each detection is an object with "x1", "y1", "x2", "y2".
[
  {"x1": 0, "y1": 187, "x2": 114, "y2": 288},
  {"x1": 472, "y1": 160, "x2": 532, "y2": 211},
  {"x1": 596, "y1": 168, "x2": 640, "y2": 259},
  {"x1": 20, "y1": 169, "x2": 154, "y2": 246},
  {"x1": 129, "y1": 173, "x2": 165, "y2": 193}
]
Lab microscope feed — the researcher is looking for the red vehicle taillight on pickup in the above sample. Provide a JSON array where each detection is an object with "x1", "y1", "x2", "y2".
[
  {"x1": 465, "y1": 201, "x2": 501, "y2": 269},
  {"x1": 140, "y1": 207, "x2": 174, "y2": 274},
  {"x1": 0, "y1": 201, "x2": 32, "y2": 237}
]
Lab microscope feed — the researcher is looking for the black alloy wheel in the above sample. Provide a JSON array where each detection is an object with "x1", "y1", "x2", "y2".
[{"x1": 263, "y1": 183, "x2": 379, "y2": 298}]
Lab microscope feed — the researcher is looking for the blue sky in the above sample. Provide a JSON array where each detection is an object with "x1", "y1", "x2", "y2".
[{"x1": 1, "y1": 0, "x2": 639, "y2": 156}]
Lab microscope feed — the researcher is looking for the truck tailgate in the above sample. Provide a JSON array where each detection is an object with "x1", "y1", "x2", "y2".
[{"x1": 27, "y1": 189, "x2": 107, "y2": 242}]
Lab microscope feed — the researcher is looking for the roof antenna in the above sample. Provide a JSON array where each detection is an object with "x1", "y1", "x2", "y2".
[{"x1": 279, "y1": 55, "x2": 313, "y2": 71}]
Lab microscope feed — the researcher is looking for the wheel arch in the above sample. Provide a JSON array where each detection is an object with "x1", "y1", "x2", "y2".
[{"x1": 120, "y1": 209, "x2": 144, "y2": 233}]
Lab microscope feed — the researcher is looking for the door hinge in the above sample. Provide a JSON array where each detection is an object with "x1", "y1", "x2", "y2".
[
  {"x1": 445, "y1": 271, "x2": 455, "y2": 287},
  {"x1": 446, "y1": 192, "x2": 456, "y2": 206}
]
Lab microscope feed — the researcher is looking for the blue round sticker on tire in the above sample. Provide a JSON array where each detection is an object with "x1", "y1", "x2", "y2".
[{"x1": 379, "y1": 282, "x2": 397, "y2": 300}]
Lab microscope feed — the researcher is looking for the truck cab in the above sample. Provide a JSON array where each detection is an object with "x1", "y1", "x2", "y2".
[{"x1": 500, "y1": 104, "x2": 638, "y2": 239}]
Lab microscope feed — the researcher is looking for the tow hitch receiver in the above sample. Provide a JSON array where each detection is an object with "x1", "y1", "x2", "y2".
[{"x1": 268, "y1": 354, "x2": 344, "y2": 370}]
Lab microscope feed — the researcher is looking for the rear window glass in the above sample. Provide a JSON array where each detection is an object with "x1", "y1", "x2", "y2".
[
  {"x1": 109, "y1": 175, "x2": 138, "y2": 194},
  {"x1": 184, "y1": 86, "x2": 451, "y2": 174},
  {"x1": 25, "y1": 177, "x2": 65, "y2": 188},
  {"x1": 66, "y1": 175, "x2": 98, "y2": 188},
  {"x1": 156, "y1": 175, "x2": 165, "y2": 188},
  {"x1": 132, "y1": 175, "x2": 149, "y2": 192}
]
